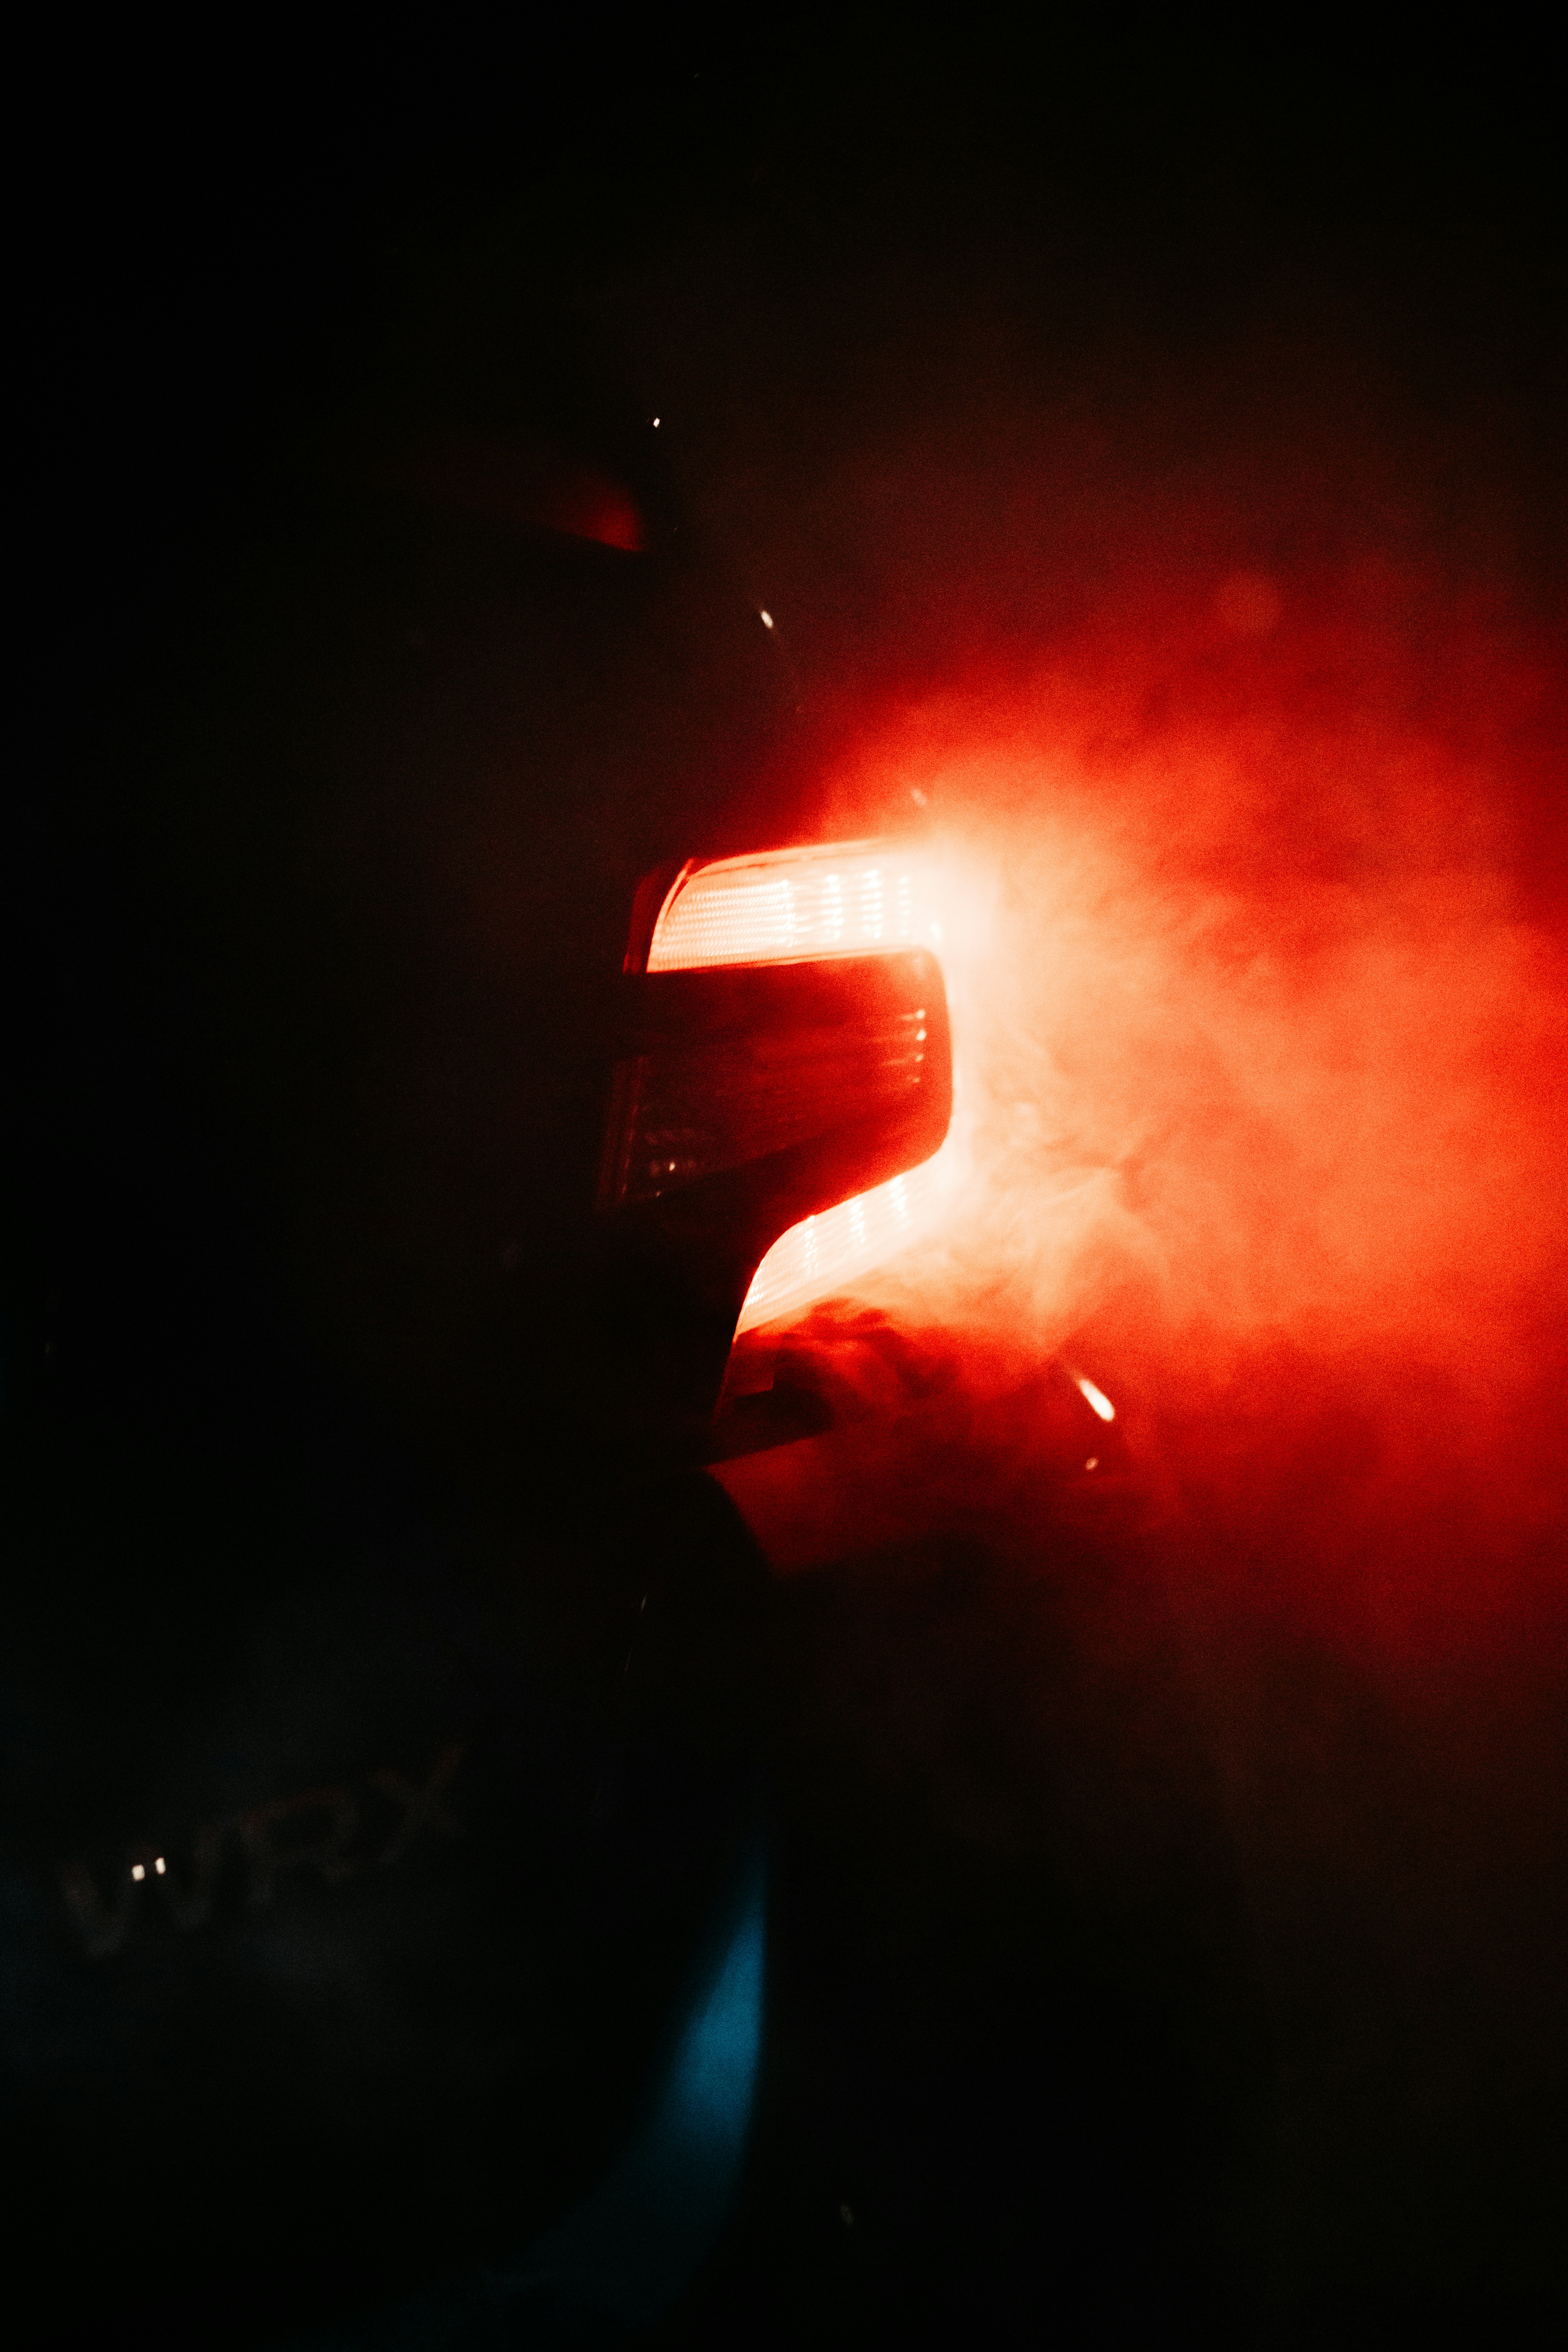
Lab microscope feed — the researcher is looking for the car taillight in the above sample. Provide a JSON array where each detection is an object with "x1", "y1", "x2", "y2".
[
  {"x1": 597, "y1": 952, "x2": 943, "y2": 1213},
  {"x1": 644, "y1": 841, "x2": 934, "y2": 971},
  {"x1": 735, "y1": 1157, "x2": 945, "y2": 1334},
  {"x1": 598, "y1": 840, "x2": 952, "y2": 1450}
]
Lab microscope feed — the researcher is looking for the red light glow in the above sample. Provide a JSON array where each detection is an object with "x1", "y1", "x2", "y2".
[
  {"x1": 641, "y1": 841, "x2": 958, "y2": 1328},
  {"x1": 648, "y1": 841, "x2": 937, "y2": 972},
  {"x1": 718, "y1": 578, "x2": 1568, "y2": 1661},
  {"x1": 737, "y1": 1152, "x2": 952, "y2": 1333}
]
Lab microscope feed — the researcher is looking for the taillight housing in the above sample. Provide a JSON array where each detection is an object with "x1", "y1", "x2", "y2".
[{"x1": 597, "y1": 839, "x2": 952, "y2": 1451}]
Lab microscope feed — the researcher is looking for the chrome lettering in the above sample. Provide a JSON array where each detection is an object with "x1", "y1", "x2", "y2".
[{"x1": 56, "y1": 1744, "x2": 467, "y2": 1959}]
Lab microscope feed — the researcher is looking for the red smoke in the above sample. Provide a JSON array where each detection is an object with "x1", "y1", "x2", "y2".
[
  {"x1": 616, "y1": 131, "x2": 1565, "y2": 2315},
  {"x1": 722, "y1": 545, "x2": 1568, "y2": 1666},
  {"x1": 630, "y1": 242, "x2": 1568, "y2": 1665}
]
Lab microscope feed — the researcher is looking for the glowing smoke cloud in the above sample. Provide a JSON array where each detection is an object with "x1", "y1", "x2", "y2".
[
  {"x1": 715, "y1": 561, "x2": 1568, "y2": 1659},
  {"x1": 633, "y1": 234, "x2": 1567, "y2": 1658}
]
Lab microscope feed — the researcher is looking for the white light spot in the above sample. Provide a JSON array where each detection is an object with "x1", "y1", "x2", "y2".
[
  {"x1": 1076, "y1": 1376, "x2": 1116, "y2": 1423},
  {"x1": 916, "y1": 1027, "x2": 927, "y2": 1041},
  {"x1": 1085, "y1": 1457, "x2": 1098, "y2": 1471},
  {"x1": 130, "y1": 1863, "x2": 146, "y2": 1882},
  {"x1": 910, "y1": 786, "x2": 928, "y2": 806},
  {"x1": 759, "y1": 609, "x2": 774, "y2": 629},
  {"x1": 155, "y1": 1857, "x2": 167, "y2": 1875},
  {"x1": 652, "y1": 416, "x2": 661, "y2": 427}
]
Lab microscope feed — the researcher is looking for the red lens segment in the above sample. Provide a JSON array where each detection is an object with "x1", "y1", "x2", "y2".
[{"x1": 646, "y1": 842, "x2": 935, "y2": 972}]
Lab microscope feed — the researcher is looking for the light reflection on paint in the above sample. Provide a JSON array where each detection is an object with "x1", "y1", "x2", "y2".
[
  {"x1": 288, "y1": 1845, "x2": 769, "y2": 2350},
  {"x1": 494, "y1": 1842, "x2": 766, "y2": 2331}
]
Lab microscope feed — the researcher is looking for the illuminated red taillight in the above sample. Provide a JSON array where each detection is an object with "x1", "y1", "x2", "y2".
[
  {"x1": 646, "y1": 841, "x2": 935, "y2": 972},
  {"x1": 598, "y1": 840, "x2": 953, "y2": 1438},
  {"x1": 736, "y1": 1156, "x2": 947, "y2": 1333},
  {"x1": 612, "y1": 840, "x2": 952, "y2": 1335}
]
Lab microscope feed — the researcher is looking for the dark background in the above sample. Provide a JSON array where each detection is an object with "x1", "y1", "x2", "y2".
[{"x1": 12, "y1": 15, "x2": 1567, "y2": 2346}]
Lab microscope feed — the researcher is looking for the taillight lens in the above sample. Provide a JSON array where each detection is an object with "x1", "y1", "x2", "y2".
[
  {"x1": 736, "y1": 1155, "x2": 946, "y2": 1333},
  {"x1": 646, "y1": 841, "x2": 936, "y2": 971},
  {"x1": 598, "y1": 954, "x2": 942, "y2": 1212},
  {"x1": 598, "y1": 838, "x2": 953, "y2": 1434}
]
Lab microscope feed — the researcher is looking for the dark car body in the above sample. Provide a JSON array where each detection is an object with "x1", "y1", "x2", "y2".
[{"x1": 6, "y1": 192, "x2": 985, "y2": 2340}]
